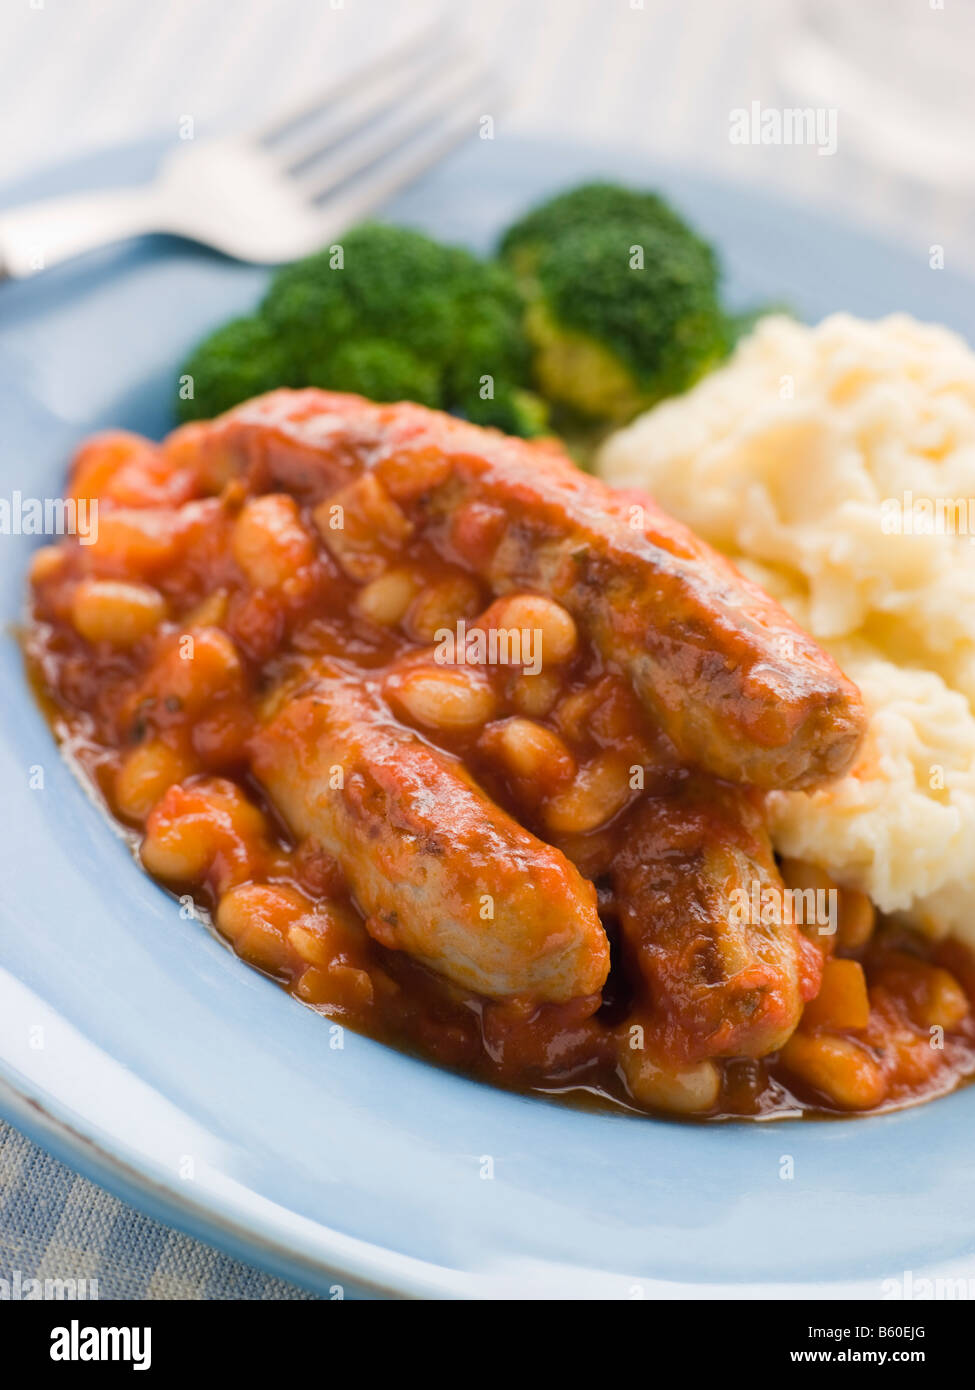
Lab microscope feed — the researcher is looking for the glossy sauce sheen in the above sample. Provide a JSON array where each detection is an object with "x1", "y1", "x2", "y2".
[{"x1": 25, "y1": 390, "x2": 975, "y2": 1120}]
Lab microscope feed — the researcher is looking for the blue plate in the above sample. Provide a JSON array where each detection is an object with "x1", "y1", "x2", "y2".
[{"x1": 2, "y1": 136, "x2": 975, "y2": 1300}]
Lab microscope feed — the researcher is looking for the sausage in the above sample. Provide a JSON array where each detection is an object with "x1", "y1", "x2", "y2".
[
  {"x1": 612, "y1": 778, "x2": 820, "y2": 1061},
  {"x1": 250, "y1": 664, "x2": 609, "y2": 1003},
  {"x1": 168, "y1": 389, "x2": 865, "y2": 790}
]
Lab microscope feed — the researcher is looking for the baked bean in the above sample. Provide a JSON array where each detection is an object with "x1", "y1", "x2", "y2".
[
  {"x1": 162, "y1": 421, "x2": 233, "y2": 494},
  {"x1": 69, "y1": 433, "x2": 146, "y2": 502},
  {"x1": 780, "y1": 1032, "x2": 887, "y2": 1110},
  {"x1": 555, "y1": 685, "x2": 602, "y2": 744},
  {"x1": 135, "y1": 626, "x2": 243, "y2": 716},
  {"x1": 481, "y1": 718, "x2": 575, "y2": 785},
  {"x1": 478, "y1": 593, "x2": 577, "y2": 667},
  {"x1": 141, "y1": 779, "x2": 267, "y2": 889},
  {"x1": 232, "y1": 494, "x2": 316, "y2": 590},
  {"x1": 141, "y1": 807, "x2": 211, "y2": 882},
  {"x1": 114, "y1": 739, "x2": 195, "y2": 821},
  {"x1": 621, "y1": 1047, "x2": 720, "y2": 1114},
  {"x1": 405, "y1": 574, "x2": 483, "y2": 643},
  {"x1": 509, "y1": 669, "x2": 561, "y2": 718},
  {"x1": 69, "y1": 432, "x2": 197, "y2": 508},
  {"x1": 374, "y1": 444, "x2": 452, "y2": 501},
  {"x1": 875, "y1": 956, "x2": 970, "y2": 1031},
  {"x1": 331, "y1": 964, "x2": 375, "y2": 1007},
  {"x1": 837, "y1": 889, "x2": 876, "y2": 951},
  {"x1": 82, "y1": 509, "x2": 184, "y2": 578},
  {"x1": 387, "y1": 666, "x2": 497, "y2": 732},
  {"x1": 28, "y1": 546, "x2": 67, "y2": 585},
  {"x1": 294, "y1": 965, "x2": 332, "y2": 1005},
  {"x1": 296, "y1": 963, "x2": 374, "y2": 1010},
  {"x1": 184, "y1": 626, "x2": 243, "y2": 688},
  {"x1": 919, "y1": 967, "x2": 970, "y2": 1030},
  {"x1": 287, "y1": 901, "x2": 364, "y2": 967},
  {"x1": 550, "y1": 827, "x2": 617, "y2": 882},
  {"x1": 780, "y1": 857, "x2": 839, "y2": 954},
  {"x1": 780, "y1": 857, "x2": 835, "y2": 895},
  {"x1": 288, "y1": 923, "x2": 333, "y2": 968},
  {"x1": 71, "y1": 579, "x2": 166, "y2": 646},
  {"x1": 354, "y1": 568, "x2": 418, "y2": 627},
  {"x1": 233, "y1": 918, "x2": 297, "y2": 975},
  {"x1": 544, "y1": 753, "x2": 632, "y2": 835},
  {"x1": 217, "y1": 883, "x2": 311, "y2": 973}
]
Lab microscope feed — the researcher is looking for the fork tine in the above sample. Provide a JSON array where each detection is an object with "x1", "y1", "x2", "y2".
[
  {"x1": 255, "y1": 16, "x2": 455, "y2": 148},
  {"x1": 279, "y1": 35, "x2": 465, "y2": 174},
  {"x1": 307, "y1": 78, "x2": 504, "y2": 236},
  {"x1": 294, "y1": 58, "x2": 495, "y2": 200}
]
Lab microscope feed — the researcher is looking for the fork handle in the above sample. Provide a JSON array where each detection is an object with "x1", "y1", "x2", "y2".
[{"x1": 0, "y1": 186, "x2": 161, "y2": 279}]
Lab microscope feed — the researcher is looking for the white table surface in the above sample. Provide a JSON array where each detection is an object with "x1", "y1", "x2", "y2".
[{"x1": 1, "y1": 0, "x2": 973, "y2": 268}]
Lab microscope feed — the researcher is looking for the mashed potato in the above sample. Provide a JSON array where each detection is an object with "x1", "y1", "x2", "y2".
[{"x1": 598, "y1": 313, "x2": 975, "y2": 943}]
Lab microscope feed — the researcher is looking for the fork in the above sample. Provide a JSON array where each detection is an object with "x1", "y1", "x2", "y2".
[{"x1": 0, "y1": 25, "x2": 498, "y2": 280}]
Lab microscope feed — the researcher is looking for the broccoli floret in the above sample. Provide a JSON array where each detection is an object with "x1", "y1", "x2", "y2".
[
  {"x1": 459, "y1": 383, "x2": 550, "y2": 438},
  {"x1": 500, "y1": 183, "x2": 730, "y2": 423},
  {"x1": 260, "y1": 223, "x2": 542, "y2": 431},
  {"x1": 262, "y1": 224, "x2": 464, "y2": 368},
  {"x1": 310, "y1": 340, "x2": 441, "y2": 407},
  {"x1": 501, "y1": 183, "x2": 693, "y2": 261},
  {"x1": 176, "y1": 317, "x2": 294, "y2": 422},
  {"x1": 442, "y1": 261, "x2": 531, "y2": 396},
  {"x1": 175, "y1": 222, "x2": 542, "y2": 435}
]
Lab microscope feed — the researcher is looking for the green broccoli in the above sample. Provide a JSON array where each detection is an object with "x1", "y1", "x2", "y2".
[
  {"x1": 499, "y1": 183, "x2": 730, "y2": 423},
  {"x1": 176, "y1": 317, "x2": 294, "y2": 422},
  {"x1": 459, "y1": 383, "x2": 551, "y2": 438},
  {"x1": 177, "y1": 223, "x2": 547, "y2": 435},
  {"x1": 262, "y1": 224, "x2": 463, "y2": 369},
  {"x1": 314, "y1": 340, "x2": 441, "y2": 408}
]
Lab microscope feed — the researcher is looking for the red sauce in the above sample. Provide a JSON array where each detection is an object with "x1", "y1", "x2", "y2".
[{"x1": 25, "y1": 425, "x2": 975, "y2": 1121}]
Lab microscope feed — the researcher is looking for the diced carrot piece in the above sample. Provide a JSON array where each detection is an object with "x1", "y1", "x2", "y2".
[{"x1": 801, "y1": 958, "x2": 870, "y2": 1032}]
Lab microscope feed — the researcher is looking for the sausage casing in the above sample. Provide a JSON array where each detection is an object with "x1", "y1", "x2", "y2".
[
  {"x1": 251, "y1": 665, "x2": 609, "y2": 1003},
  {"x1": 612, "y1": 778, "x2": 820, "y2": 1061},
  {"x1": 168, "y1": 389, "x2": 865, "y2": 790}
]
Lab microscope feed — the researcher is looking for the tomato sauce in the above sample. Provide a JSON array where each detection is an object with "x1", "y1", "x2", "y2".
[{"x1": 24, "y1": 424, "x2": 975, "y2": 1121}]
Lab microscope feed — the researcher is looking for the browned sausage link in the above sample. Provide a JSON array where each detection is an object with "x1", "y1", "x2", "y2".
[
  {"x1": 612, "y1": 778, "x2": 807, "y2": 1062},
  {"x1": 250, "y1": 664, "x2": 609, "y2": 1003},
  {"x1": 166, "y1": 389, "x2": 866, "y2": 789}
]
